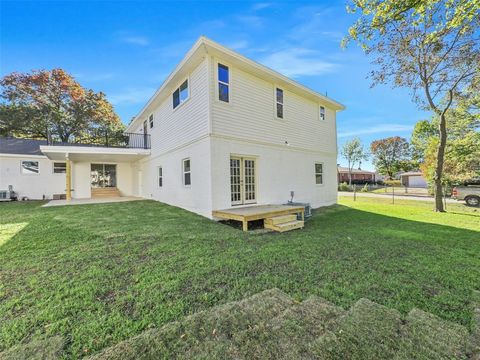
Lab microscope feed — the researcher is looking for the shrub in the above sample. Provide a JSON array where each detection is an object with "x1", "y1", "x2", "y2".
[
  {"x1": 338, "y1": 182, "x2": 350, "y2": 192},
  {"x1": 384, "y1": 180, "x2": 402, "y2": 187},
  {"x1": 360, "y1": 184, "x2": 369, "y2": 192}
]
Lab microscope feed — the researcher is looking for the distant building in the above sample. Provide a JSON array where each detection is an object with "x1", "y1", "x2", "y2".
[
  {"x1": 399, "y1": 171, "x2": 428, "y2": 188},
  {"x1": 337, "y1": 166, "x2": 377, "y2": 184}
]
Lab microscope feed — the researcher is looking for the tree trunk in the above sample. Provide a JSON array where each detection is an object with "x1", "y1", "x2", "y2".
[
  {"x1": 434, "y1": 113, "x2": 447, "y2": 212},
  {"x1": 348, "y1": 162, "x2": 352, "y2": 186}
]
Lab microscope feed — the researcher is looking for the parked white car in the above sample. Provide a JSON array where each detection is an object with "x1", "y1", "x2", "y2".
[{"x1": 452, "y1": 186, "x2": 480, "y2": 207}]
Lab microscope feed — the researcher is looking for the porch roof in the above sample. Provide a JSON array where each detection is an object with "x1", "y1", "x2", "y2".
[{"x1": 39, "y1": 145, "x2": 150, "y2": 162}]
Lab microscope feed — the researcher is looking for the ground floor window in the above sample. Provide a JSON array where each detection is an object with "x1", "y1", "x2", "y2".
[
  {"x1": 53, "y1": 162, "x2": 66, "y2": 174},
  {"x1": 182, "y1": 158, "x2": 191, "y2": 186},
  {"x1": 91, "y1": 164, "x2": 117, "y2": 188},
  {"x1": 315, "y1": 163, "x2": 323, "y2": 185},
  {"x1": 21, "y1": 160, "x2": 39, "y2": 174},
  {"x1": 158, "y1": 166, "x2": 163, "y2": 187}
]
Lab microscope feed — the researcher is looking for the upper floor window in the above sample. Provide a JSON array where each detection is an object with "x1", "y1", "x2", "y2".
[
  {"x1": 182, "y1": 158, "x2": 191, "y2": 186},
  {"x1": 53, "y1": 162, "x2": 66, "y2": 174},
  {"x1": 276, "y1": 88, "x2": 284, "y2": 119},
  {"x1": 218, "y1": 64, "x2": 229, "y2": 102},
  {"x1": 319, "y1": 106, "x2": 325, "y2": 121},
  {"x1": 173, "y1": 79, "x2": 189, "y2": 109},
  {"x1": 158, "y1": 166, "x2": 163, "y2": 187},
  {"x1": 315, "y1": 163, "x2": 323, "y2": 185},
  {"x1": 149, "y1": 114, "x2": 154, "y2": 128}
]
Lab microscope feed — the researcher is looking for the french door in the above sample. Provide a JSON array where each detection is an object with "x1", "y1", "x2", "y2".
[{"x1": 230, "y1": 156, "x2": 256, "y2": 205}]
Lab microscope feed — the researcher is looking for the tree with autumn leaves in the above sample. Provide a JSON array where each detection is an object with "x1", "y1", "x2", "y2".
[{"x1": 0, "y1": 69, "x2": 124, "y2": 143}]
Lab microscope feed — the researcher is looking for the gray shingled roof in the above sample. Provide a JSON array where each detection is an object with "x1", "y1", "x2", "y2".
[{"x1": 0, "y1": 137, "x2": 47, "y2": 156}]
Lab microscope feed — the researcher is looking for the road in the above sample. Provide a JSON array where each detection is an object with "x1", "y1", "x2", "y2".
[{"x1": 338, "y1": 191, "x2": 458, "y2": 203}]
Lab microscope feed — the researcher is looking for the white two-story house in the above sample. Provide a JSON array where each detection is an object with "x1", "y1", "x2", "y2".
[{"x1": 0, "y1": 36, "x2": 344, "y2": 222}]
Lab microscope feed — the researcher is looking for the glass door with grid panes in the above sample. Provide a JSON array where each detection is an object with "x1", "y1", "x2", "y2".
[{"x1": 230, "y1": 156, "x2": 256, "y2": 205}]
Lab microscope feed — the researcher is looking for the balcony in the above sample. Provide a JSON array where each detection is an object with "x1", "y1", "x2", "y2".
[
  {"x1": 40, "y1": 132, "x2": 151, "y2": 163},
  {"x1": 46, "y1": 132, "x2": 151, "y2": 150}
]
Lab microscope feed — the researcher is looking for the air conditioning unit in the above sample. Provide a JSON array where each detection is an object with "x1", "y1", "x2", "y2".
[
  {"x1": 0, "y1": 186, "x2": 18, "y2": 201},
  {"x1": 284, "y1": 202, "x2": 312, "y2": 219},
  {"x1": 0, "y1": 190, "x2": 12, "y2": 201}
]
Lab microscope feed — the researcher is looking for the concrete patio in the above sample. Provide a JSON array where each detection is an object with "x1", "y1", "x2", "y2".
[{"x1": 42, "y1": 196, "x2": 143, "y2": 207}]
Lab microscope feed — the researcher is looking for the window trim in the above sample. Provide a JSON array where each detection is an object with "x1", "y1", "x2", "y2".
[
  {"x1": 215, "y1": 60, "x2": 232, "y2": 105},
  {"x1": 275, "y1": 87, "x2": 284, "y2": 119},
  {"x1": 315, "y1": 162, "x2": 324, "y2": 186},
  {"x1": 20, "y1": 160, "x2": 40, "y2": 175},
  {"x1": 157, "y1": 166, "x2": 163, "y2": 188},
  {"x1": 172, "y1": 78, "x2": 190, "y2": 111},
  {"x1": 149, "y1": 114, "x2": 154, "y2": 128},
  {"x1": 319, "y1": 106, "x2": 326, "y2": 121},
  {"x1": 52, "y1": 162, "x2": 67, "y2": 174},
  {"x1": 182, "y1": 158, "x2": 191, "y2": 187}
]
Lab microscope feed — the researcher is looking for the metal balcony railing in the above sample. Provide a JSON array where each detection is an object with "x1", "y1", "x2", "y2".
[{"x1": 46, "y1": 132, "x2": 151, "y2": 149}]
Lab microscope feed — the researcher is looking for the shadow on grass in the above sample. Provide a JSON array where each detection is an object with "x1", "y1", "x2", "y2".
[{"x1": 0, "y1": 201, "x2": 479, "y2": 358}]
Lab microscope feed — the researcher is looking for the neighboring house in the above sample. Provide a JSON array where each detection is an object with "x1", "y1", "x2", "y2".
[
  {"x1": 337, "y1": 166, "x2": 376, "y2": 184},
  {"x1": 399, "y1": 171, "x2": 428, "y2": 188},
  {"x1": 0, "y1": 37, "x2": 345, "y2": 219}
]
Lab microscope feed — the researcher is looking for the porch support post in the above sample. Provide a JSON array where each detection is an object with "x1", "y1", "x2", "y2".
[{"x1": 66, "y1": 155, "x2": 72, "y2": 201}]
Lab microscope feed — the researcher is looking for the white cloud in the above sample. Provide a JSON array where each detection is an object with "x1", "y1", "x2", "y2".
[
  {"x1": 288, "y1": 6, "x2": 344, "y2": 45},
  {"x1": 236, "y1": 15, "x2": 264, "y2": 28},
  {"x1": 337, "y1": 124, "x2": 413, "y2": 138},
  {"x1": 259, "y1": 48, "x2": 337, "y2": 77},
  {"x1": 120, "y1": 36, "x2": 149, "y2": 46},
  {"x1": 108, "y1": 87, "x2": 156, "y2": 105},
  {"x1": 252, "y1": 3, "x2": 272, "y2": 11},
  {"x1": 226, "y1": 40, "x2": 249, "y2": 50}
]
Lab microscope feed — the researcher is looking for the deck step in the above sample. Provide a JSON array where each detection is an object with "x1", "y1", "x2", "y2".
[
  {"x1": 91, "y1": 188, "x2": 121, "y2": 198},
  {"x1": 264, "y1": 214, "x2": 298, "y2": 225},
  {"x1": 265, "y1": 220, "x2": 304, "y2": 232}
]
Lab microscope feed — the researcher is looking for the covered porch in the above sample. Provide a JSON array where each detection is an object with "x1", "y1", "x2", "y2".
[{"x1": 40, "y1": 145, "x2": 150, "y2": 200}]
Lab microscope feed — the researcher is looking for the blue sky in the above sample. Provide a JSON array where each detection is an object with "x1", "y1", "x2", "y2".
[{"x1": 1, "y1": 1, "x2": 428, "y2": 170}]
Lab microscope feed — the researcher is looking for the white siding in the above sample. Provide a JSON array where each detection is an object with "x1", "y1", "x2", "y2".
[
  {"x1": 0, "y1": 155, "x2": 65, "y2": 200},
  {"x1": 210, "y1": 59, "x2": 337, "y2": 154},
  {"x1": 133, "y1": 137, "x2": 213, "y2": 218},
  {"x1": 211, "y1": 137, "x2": 337, "y2": 212},
  {"x1": 141, "y1": 58, "x2": 209, "y2": 156}
]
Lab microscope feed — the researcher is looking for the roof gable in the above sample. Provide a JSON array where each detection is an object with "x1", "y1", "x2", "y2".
[{"x1": 127, "y1": 36, "x2": 345, "y2": 132}]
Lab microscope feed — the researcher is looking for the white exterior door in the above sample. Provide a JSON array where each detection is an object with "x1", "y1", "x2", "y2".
[{"x1": 230, "y1": 156, "x2": 256, "y2": 205}]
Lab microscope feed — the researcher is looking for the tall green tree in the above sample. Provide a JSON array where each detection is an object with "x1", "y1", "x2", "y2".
[
  {"x1": 341, "y1": 137, "x2": 369, "y2": 185},
  {"x1": 414, "y1": 97, "x2": 480, "y2": 185},
  {"x1": 0, "y1": 69, "x2": 124, "y2": 142},
  {"x1": 344, "y1": 0, "x2": 480, "y2": 211},
  {"x1": 370, "y1": 136, "x2": 412, "y2": 179}
]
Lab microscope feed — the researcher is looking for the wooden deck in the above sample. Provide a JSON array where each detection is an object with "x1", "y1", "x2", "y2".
[{"x1": 212, "y1": 205, "x2": 305, "y2": 231}]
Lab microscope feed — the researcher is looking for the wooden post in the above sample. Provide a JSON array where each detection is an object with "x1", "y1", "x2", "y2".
[
  {"x1": 242, "y1": 220, "x2": 248, "y2": 232},
  {"x1": 66, "y1": 158, "x2": 72, "y2": 201}
]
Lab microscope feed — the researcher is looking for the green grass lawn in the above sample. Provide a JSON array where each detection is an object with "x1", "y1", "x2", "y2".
[{"x1": 1, "y1": 197, "x2": 479, "y2": 358}]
